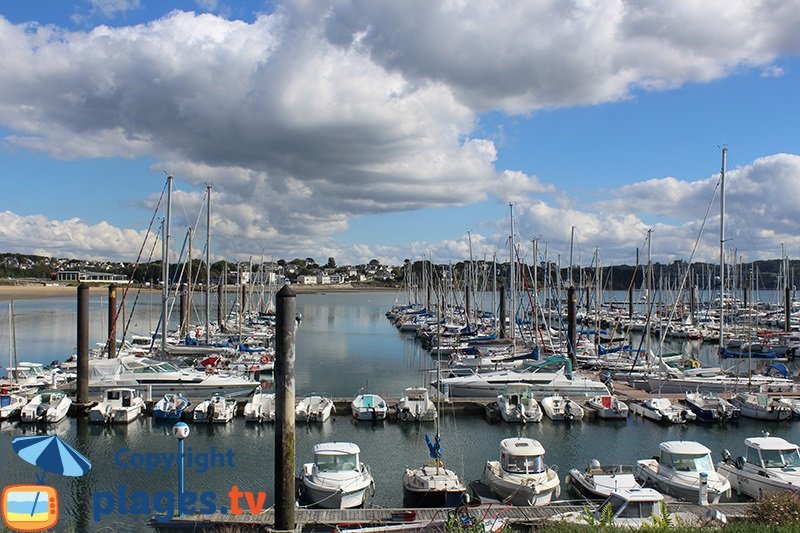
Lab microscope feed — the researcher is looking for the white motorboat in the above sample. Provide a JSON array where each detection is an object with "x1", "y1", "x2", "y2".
[
  {"x1": 395, "y1": 387, "x2": 437, "y2": 422},
  {"x1": 296, "y1": 394, "x2": 334, "y2": 422},
  {"x1": 0, "y1": 391, "x2": 27, "y2": 419},
  {"x1": 634, "y1": 441, "x2": 731, "y2": 504},
  {"x1": 585, "y1": 394, "x2": 629, "y2": 419},
  {"x1": 719, "y1": 435, "x2": 800, "y2": 499},
  {"x1": 730, "y1": 392, "x2": 791, "y2": 420},
  {"x1": 481, "y1": 437, "x2": 561, "y2": 506},
  {"x1": 20, "y1": 390, "x2": 72, "y2": 423},
  {"x1": 629, "y1": 397, "x2": 694, "y2": 424},
  {"x1": 244, "y1": 386, "x2": 276, "y2": 423},
  {"x1": 300, "y1": 442, "x2": 374, "y2": 509},
  {"x1": 565, "y1": 460, "x2": 640, "y2": 500},
  {"x1": 89, "y1": 387, "x2": 145, "y2": 424},
  {"x1": 540, "y1": 394, "x2": 584, "y2": 421},
  {"x1": 193, "y1": 394, "x2": 237, "y2": 423},
  {"x1": 435, "y1": 356, "x2": 609, "y2": 398},
  {"x1": 153, "y1": 393, "x2": 191, "y2": 421},
  {"x1": 497, "y1": 383, "x2": 542, "y2": 423},
  {"x1": 88, "y1": 355, "x2": 259, "y2": 398},
  {"x1": 351, "y1": 393, "x2": 388, "y2": 421},
  {"x1": 683, "y1": 391, "x2": 740, "y2": 422}
]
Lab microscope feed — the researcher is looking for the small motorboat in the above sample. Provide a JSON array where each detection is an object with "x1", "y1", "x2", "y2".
[
  {"x1": 566, "y1": 459, "x2": 641, "y2": 500},
  {"x1": 629, "y1": 397, "x2": 694, "y2": 424},
  {"x1": 193, "y1": 393, "x2": 237, "y2": 423},
  {"x1": 296, "y1": 394, "x2": 334, "y2": 422},
  {"x1": 20, "y1": 390, "x2": 72, "y2": 423},
  {"x1": 540, "y1": 394, "x2": 584, "y2": 421},
  {"x1": 153, "y1": 393, "x2": 191, "y2": 421},
  {"x1": 585, "y1": 394, "x2": 629, "y2": 419},
  {"x1": 719, "y1": 434, "x2": 800, "y2": 499},
  {"x1": 481, "y1": 437, "x2": 561, "y2": 506},
  {"x1": 496, "y1": 383, "x2": 542, "y2": 423},
  {"x1": 244, "y1": 386, "x2": 276, "y2": 423},
  {"x1": 683, "y1": 391, "x2": 740, "y2": 422},
  {"x1": 351, "y1": 393, "x2": 388, "y2": 421},
  {"x1": 0, "y1": 391, "x2": 27, "y2": 419},
  {"x1": 395, "y1": 387, "x2": 437, "y2": 422},
  {"x1": 299, "y1": 442, "x2": 374, "y2": 509},
  {"x1": 731, "y1": 392, "x2": 791, "y2": 420},
  {"x1": 89, "y1": 388, "x2": 146, "y2": 424},
  {"x1": 634, "y1": 440, "x2": 731, "y2": 504},
  {"x1": 402, "y1": 433, "x2": 466, "y2": 508}
]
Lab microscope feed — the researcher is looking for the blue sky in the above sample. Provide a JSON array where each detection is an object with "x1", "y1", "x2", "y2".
[{"x1": 1, "y1": 1, "x2": 799, "y2": 266}]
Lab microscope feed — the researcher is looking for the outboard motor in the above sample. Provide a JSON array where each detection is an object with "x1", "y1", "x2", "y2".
[
  {"x1": 206, "y1": 402, "x2": 215, "y2": 423},
  {"x1": 36, "y1": 403, "x2": 50, "y2": 421}
]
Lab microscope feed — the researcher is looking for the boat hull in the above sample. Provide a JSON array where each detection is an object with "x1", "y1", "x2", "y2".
[{"x1": 482, "y1": 462, "x2": 560, "y2": 506}]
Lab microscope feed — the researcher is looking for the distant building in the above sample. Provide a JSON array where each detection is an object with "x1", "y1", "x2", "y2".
[
  {"x1": 316, "y1": 274, "x2": 331, "y2": 285},
  {"x1": 56, "y1": 270, "x2": 127, "y2": 283},
  {"x1": 297, "y1": 275, "x2": 317, "y2": 285}
]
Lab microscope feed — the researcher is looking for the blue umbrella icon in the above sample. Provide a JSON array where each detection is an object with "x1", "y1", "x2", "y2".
[{"x1": 12, "y1": 435, "x2": 92, "y2": 483}]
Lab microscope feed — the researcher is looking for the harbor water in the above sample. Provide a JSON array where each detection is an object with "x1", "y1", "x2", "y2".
[{"x1": 1, "y1": 289, "x2": 800, "y2": 531}]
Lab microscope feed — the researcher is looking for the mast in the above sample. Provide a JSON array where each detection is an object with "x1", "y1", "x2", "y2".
[
  {"x1": 162, "y1": 175, "x2": 173, "y2": 355},
  {"x1": 205, "y1": 185, "x2": 211, "y2": 344},
  {"x1": 508, "y1": 203, "x2": 516, "y2": 344},
  {"x1": 718, "y1": 148, "x2": 727, "y2": 349}
]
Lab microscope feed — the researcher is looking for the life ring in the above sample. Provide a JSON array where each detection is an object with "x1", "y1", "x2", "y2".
[{"x1": 260, "y1": 355, "x2": 269, "y2": 364}]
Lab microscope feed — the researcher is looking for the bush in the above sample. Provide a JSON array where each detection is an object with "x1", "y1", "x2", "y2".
[{"x1": 748, "y1": 492, "x2": 800, "y2": 526}]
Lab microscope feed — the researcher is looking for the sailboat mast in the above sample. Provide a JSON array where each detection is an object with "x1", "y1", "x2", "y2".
[
  {"x1": 205, "y1": 185, "x2": 211, "y2": 344},
  {"x1": 509, "y1": 203, "x2": 515, "y2": 344},
  {"x1": 162, "y1": 175, "x2": 173, "y2": 355},
  {"x1": 718, "y1": 148, "x2": 727, "y2": 349}
]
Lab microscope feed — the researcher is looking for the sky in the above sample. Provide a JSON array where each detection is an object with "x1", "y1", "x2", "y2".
[{"x1": 1, "y1": 0, "x2": 799, "y2": 268}]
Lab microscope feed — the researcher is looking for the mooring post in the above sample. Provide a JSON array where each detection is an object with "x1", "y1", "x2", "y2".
[
  {"x1": 275, "y1": 285, "x2": 296, "y2": 532},
  {"x1": 77, "y1": 283, "x2": 90, "y2": 407},
  {"x1": 108, "y1": 283, "x2": 117, "y2": 358},
  {"x1": 499, "y1": 285, "x2": 506, "y2": 339},
  {"x1": 567, "y1": 285, "x2": 577, "y2": 368}
]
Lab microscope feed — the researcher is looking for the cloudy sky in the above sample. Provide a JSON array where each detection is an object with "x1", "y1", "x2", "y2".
[{"x1": 1, "y1": 0, "x2": 799, "y2": 268}]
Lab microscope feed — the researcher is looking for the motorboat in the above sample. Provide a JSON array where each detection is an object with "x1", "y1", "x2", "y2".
[
  {"x1": 296, "y1": 394, "x2": 334, "y2": 422},
  {"x1": 481, "y1": 437, "x2": 561, "y2": 506},
  {"x1": 565, "y1": 460, "x2": 641, "y2": 500},
  {"x1": 496, "y1": 383, "x2": 542, "y2": 423},
  {"x1": 20, "y1": 390, "x2": 72, "y2": 423},
  {"x1": 351, "y1": 393, "x2": 388, "y2": 421},
  {"x1": 719, "y1": 435, "x2": 800, "y2": 499},
  {"x1": 88, "y1": 355, "x2": 259, "y2": 398},
  {"x1": 551, "y1": 488, "x2": 725, "y2": 528},
  {"x1": 299, "y1": 442, "x2": 374, "y2": 509},
  {"x1": 244, "y1": 386, "x2": 276, "y2": 423},
  {"x1": 730, "y1": 392, "x2": 791, "y2": 420},
  {"x1": 683, "y1": 391, "x2": 740, "y2": 422},
  {"x1": 634, "y1": 441, "x2": 731, "y2": 504},
  {"x1": 153, "y1": 393, "x2": 191, "y2": 421},
  {"x1": 629, "y1": 397, "x2": 694, "y2": 424},
  {"x1": 435, "y1": 356, "x2": 610, "y2": 398},
  {"x1": 0, "y1": 391, "x2": 27, "y2": 419},
  {"x1": 585, "y1": 394, "x2": 629, "y2": 419},
  {"x1": 395, "y1": 387, "x2": 437, "y2": 422},
  {"x1": 540, "y1": 394, "x2": 584, "y2": 421},
  {"x1": 402, "y1": 434, "x2": 467, "y2": 508},
  {"x1": 778, "y1": 397, "x2": 800, "y2": 418},
  {"x1": 193, "y1": 394, "x2": 237, "y2": 423},
  {"x1": 89, "y1": 387, "x2": 145, "y2": 424}
]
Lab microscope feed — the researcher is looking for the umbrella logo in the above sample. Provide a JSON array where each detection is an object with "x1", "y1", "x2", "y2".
[{"x1": 2, "y1": 436, "x2": 91, "y2": 532}]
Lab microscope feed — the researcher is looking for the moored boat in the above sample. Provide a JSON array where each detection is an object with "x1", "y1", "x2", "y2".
[
  {"x1": 351, "y1": 393, "x2": 388, "y2": 421},
  {"x1": 0, "y1": 391, "x2": 27, "y2": 419},
  {"x1": 20, "y1": 389, "x2": 71, "y2": 423},
  {"x1": 481, "y1": 437, "x2": 561, "y2": 506},
  {"x1": 540, "y1": 394, "x2": 584, "y2": 421},
  {"x1": 719, "y1": 434, "x2": 800, "y2": 499},
  {"x1": 730, "y1": 392, "x2": 791, "y2": 420},
  {"x1": 496, "y1": 383, "x2": 542, "y2": 423},
  {"x1": 296, "y1": 394, "x2": 334, "y2": 422},
  {"x1": 584, "y1": 394, "x2": 629, "y2": 419},
  {"x1": 299, "y1": 442, "x2": 374, "y2": 509},
  {"x1": 565, "y1": 460, "x2": 640, "y2": 500},
  {"x1": 244, "y1": 386, "x2": 276, "y2": 423},
  {"x1": 395, "y1": 387, "x2": 436, "y2": 422},
  {"x1": 88, "y1": 387, "x2": 145, "y2": 424},
  {"x1": 153, "y1": 393, "x2": 191, "y2": 421},
  {"x1": 629, "y1": 397, "x2": 694, "y2": 424},
  {"x1": 193, "y1": 393, "x2": 237, "y2": 423}
]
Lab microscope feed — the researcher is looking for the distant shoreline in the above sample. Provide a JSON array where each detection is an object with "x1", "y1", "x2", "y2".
[{"x1": 0, "y1": 282, "x2": 397, "y2": 300}]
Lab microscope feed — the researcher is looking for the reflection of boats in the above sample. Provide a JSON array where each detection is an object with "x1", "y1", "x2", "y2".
[
  {"x1": 719, "y1": 435, "x2": 800, "y2": 499},
  {"x1": 481, "y1": 437, "x2": 561, "y2": 506},
  {"x1": 193, "y1": 394, "x2": 237, "y2": 423},
  {"x1": 351, "y1": 393, "x2": 388, "y2": 421},
  {"x1": 566, "y1": 460, "x2": 640, "y2": 500},
  {"x1": 0, "y1": 391, "x2": 27, "y2": 419},
  {"x1": 153, "y1": 393, "x2": 191, "y2": 421},
  {"x1": 20, "y1": 390, "x2": 72, "y2": 423},
  {"x1": 585, "y1": 395, "x2": 629, "y2": 419},
  {"x1": 89, "y1": 388, "x2": 145, "y2": 424},
  {"x1": 395, "y1": 387, "x2": 437, "y2": 422},
  {"x1": 634, "y1": 441, "x2": 730, "y2": 504},
  {"x1": 683, "y1": 391, "x2": 739, "y2": 422},
  {"x1": 244, "y1": 386, "x2": 276, "y2": 423},
  {"x1": 296, "y1": 395, "x2": 334, "y2": 422},
  {"x1": 730, "y1": 392, "x2": 791, "y2": 420},
  {"x1": 496, "y1": 383, "x2": 542, "y2": 423},
  {"x1": 540, "y1": 394, "x2": 584, "y2": 421},
  {"x1": 299, "y1": 442, "x2": 374, "y2": 509},
  {"x1": 629, "y1": 398, "x2": 694, "y2": 424}
]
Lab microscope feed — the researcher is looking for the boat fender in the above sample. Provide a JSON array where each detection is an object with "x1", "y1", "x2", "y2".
[{"x1": 260, "y1": 355, "x2": 269, "y2": 364}]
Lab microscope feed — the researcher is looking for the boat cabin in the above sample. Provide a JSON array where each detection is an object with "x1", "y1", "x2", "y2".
[
  {"x1": 499, "y1": 438, "x2": 546, "y2": 474},
  {"x1": 313, "y1": 442, "x2": 361, "y2": 473},
  {"x1": 104, "y1": 388, "x2": 140, "y2": 407},
  {"x1": 593, "y1": 488, "x2": 664, "y2": 523},
  {"x1": 658, "y1": 441, "x2": 715, "y2": 473},
  {"x1": 743, "y1": 437, "x2": 800, "y2": 469}
]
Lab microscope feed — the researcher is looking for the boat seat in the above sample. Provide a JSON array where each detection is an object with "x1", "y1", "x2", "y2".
[{"x1": 588, "y1": 467, "x2": 604, "y2": 475}]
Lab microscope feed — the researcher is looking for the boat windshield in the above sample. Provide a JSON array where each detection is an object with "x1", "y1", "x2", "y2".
[
  {"x1": 316, "y1": 453, "x2": 358, "y2": 472},
  {"x1": 504, "y1": 454, "x2": 544, "y2": 474},
  {"x1": 514, "y1": 360, "x2": 561, "y2": 374},
  {"x1": 616, "y1": 501, "x2": 657, "y2": 519},
  {"x1": 761, "y1": 448, "x2": 800, "y2": 468},
  {"x1": 668, "y1": 453, "x2": 714, "y2": 472}
]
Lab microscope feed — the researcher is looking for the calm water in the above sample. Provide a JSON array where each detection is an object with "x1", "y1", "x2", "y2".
[{"x1": 1, "y1": 290, "x2": 799, "y2": 532}]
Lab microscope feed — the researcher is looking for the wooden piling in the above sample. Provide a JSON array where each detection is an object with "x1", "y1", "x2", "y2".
[
  {"x1": 275, "y1": 285, "x2": 296, "y2": 531},
  {"x1": 77, "y1": 284, "x2": 90, "y2": 406},
  {"x1": 107, "y1": 283, "x2": 117, "y2": 358}
]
